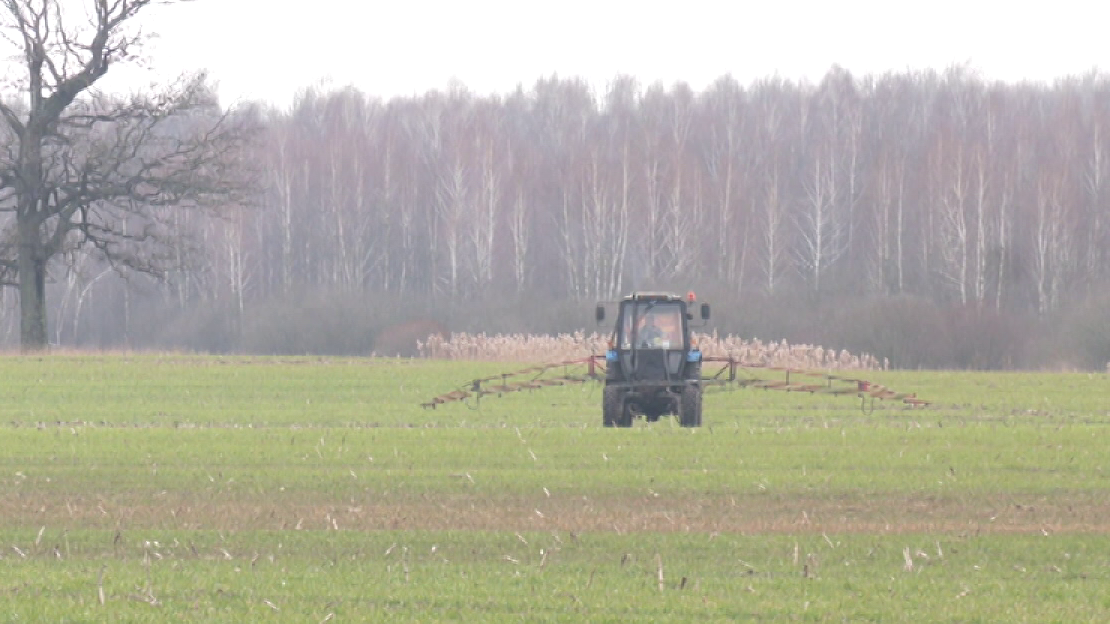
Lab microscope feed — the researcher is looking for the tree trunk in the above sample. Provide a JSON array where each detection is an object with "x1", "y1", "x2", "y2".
[{"x1": 18, "y1": 221, "x2": 48, "y2": 351}]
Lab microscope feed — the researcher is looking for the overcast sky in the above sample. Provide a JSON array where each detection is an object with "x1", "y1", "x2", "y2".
[{"x1": 98, "y1": 0, "x2": 1106, "y2": 108}]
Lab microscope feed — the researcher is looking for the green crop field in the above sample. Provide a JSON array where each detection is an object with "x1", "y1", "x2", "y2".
[{"x1": 0, "y1": 354, "x2": 1108, "y2": 622}]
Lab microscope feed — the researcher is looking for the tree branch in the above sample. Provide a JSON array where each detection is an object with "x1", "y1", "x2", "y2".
[{"x1": 0, "y1": 101, "x2": 25, "y2": 136}]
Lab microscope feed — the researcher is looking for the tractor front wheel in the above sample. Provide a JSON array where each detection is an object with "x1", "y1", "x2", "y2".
[{"x1": 679, "y1": 384, "x2": 702, "y2": 428}]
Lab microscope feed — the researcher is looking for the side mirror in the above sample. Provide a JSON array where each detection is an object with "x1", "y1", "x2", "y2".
[
  {"x1": 595, "y1": 305, "x2": 606, "y2": 323},
  {"x1": 700, "y1": 303, "x2": 711, "y2": 320}
]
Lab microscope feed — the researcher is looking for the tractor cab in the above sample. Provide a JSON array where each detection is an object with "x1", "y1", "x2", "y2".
[
  {"x1": 596, "y1": 291, "x2": 709, "y2": 355},
  {"x1": 618, "y1": 300, "x2": 686, "y2": 350}
]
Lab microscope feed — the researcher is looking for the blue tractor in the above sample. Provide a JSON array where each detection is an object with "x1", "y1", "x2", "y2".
[{"x1": 596, "y1": 292, "x2": 710, "y2": 427}]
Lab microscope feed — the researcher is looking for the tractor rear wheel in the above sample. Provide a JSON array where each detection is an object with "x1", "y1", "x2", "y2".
[
  {"x1": 679, "y1": 383, "x2": 702, "y2": 427},
  {"x1": 603, "y1": 386, "x2": 626, "y2": 427}
]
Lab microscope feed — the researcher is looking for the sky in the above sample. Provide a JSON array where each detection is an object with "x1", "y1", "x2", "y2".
[{"x1": 94, "y1": 0, "x2": 1107, "y2": 109}]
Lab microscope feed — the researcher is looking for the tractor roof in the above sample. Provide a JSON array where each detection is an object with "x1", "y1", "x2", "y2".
[{"x1": 622, "y1": 291, "x2": 684, "y2": 302}]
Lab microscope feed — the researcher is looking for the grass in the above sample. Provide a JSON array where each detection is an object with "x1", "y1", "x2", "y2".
[
  {"x1": 2, "y1": 529, "x2": 1109, "y2": 622},
  {"x1": 0, "y1": 354, "x2": 1108, "y2": 621}
]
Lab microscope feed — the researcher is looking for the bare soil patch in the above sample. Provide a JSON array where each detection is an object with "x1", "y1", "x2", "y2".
[{"x1": 8, "y1": 492, "x2": 1110, "y2": 535}]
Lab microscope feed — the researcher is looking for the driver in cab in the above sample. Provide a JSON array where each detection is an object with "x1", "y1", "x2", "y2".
[{"x1": 638, "y1": 313, "x2": 678, "y2": 348}]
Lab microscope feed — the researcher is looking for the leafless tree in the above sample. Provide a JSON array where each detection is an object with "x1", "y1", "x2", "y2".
[
  {"x1": 696, "y1": 76, "x2": 748, "y2": 287},
  {"x1": 0, "y1": 0, "x2": 256, "y2": 349}
]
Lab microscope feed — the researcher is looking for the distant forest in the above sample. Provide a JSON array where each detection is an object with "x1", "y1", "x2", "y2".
[{"x1": 3, "y1": 67, "x2": 1110, "y2": 368}]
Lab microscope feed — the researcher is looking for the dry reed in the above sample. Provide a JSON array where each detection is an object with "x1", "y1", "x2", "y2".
[{"x1": 418, "y1": 331, "x2": 882, "y2": 370}]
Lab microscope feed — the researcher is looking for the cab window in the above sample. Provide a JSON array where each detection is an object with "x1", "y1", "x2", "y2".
[{"x1": 619, "y1": 302, "x2": 683, "y2": 349}]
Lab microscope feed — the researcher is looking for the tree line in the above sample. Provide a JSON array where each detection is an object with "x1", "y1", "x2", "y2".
[
  {"x1": 206, "y1": 68, "x2": 1110, "y2": 315},
  {"x1": 2, "y1": 3, "x2": 1109, "y2": 367},
  {"x1": 160, "y1": 68, "x2": 1110, "y2": 366}
]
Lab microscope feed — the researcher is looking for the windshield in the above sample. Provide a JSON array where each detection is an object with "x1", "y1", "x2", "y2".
[{"x1": 619, "y1": 302, "x2": 683, "y2": 349}]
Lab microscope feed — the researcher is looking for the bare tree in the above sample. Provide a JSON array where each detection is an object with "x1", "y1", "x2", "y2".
[
  {"x1": 466, "y1": 101, "x2": 505, "y2": 292},
  {"x1": 1031, "y1": 174, "x2": 1071, "y2": 316},
  {"x1": 658, "y1": 83, "x2": 699, "y2": 280},
  {"x1": 696, "y1": 76, "x2": 747, "y2": 286},
  {"x1": 794, "y1": 151, "x2": 847, "y2": 293},
  {"x1": 759, "y1": 162, "x2": 788, "y2": 292},
  {"x1": 793, "y1": 81, "x2": 851, "y2": 295},
  {"x1": 935, "y1": 139, "x2": 971, "y2": 304},
  {"x1": 0, "y1": 0, "x2": 255, "y2": 349},
  {"x1": 748, "y1": 78, "x2": 796, "y2": 293}
]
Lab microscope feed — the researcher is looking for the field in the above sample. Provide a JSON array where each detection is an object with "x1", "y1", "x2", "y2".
[{"x1": 0, "y1": 355, "x2": 1108, "y2": 622}]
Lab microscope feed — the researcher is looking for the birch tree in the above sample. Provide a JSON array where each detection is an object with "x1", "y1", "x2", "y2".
[{"x1": 696, "y1": 76, "x2": 747, "y2": 285}]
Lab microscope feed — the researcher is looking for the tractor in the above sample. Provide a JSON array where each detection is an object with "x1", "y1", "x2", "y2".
[{"x1": 596, "y1": 291, "x2": 710, "y2": 427}]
